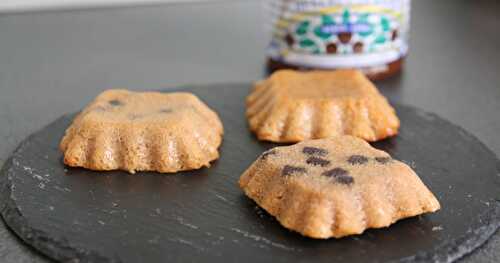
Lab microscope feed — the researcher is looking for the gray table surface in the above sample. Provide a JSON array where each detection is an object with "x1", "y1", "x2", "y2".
[{"x1": 0, "y1": 0, "x2": 499, "y2": 262}]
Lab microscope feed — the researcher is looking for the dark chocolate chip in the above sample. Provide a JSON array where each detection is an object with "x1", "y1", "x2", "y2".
[
  {"x1": 347, "y1": 155, "x2": 369, "y2": 165},
  {"x1": 338, "y1": 32, "x2": 352, "y2": 44},
  {"x1": 159, "y1": 108, "x2": 173, "y2": 114},
  {"x1": 302, "y1": 147, "x2": 328, "y2": 156},
  {"x1": 353, "y1": 42, "x2": 364, "y2": 53},
  {"x1": 326, "y1": 43, "x2": 337, "y2": 54},
  {"x1": 322, "y1": 168, "x2": 354, "y2": 185},
  {"x1": 306, "y1": 157, "x2": 331, "y2": 167},
  {"x1": 260, "y1": 150, "x2": 277, "y2": 160},
  {"x1": 285, "y1": 34, "x2": 294, "y2": 46},
  {"x1": 282, "y1": 165, "x2": 306, "y2": 177},
  {"x1": 322, "y1": 167, "x2": 348, "y2": 177},
  {"x1": 109, "y1": 99, "x2": 123, "y2": 106},
  {"x1": 336, "y1": 174, "x2": 354, "y2": 185},
  {"x1": 375, "y1": 157, "x2": 392, "y2": 164}
]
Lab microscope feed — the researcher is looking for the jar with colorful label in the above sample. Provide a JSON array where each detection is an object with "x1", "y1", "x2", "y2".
[{"x1": 267, "y1": 0, "x2": 411, "y2": 80}]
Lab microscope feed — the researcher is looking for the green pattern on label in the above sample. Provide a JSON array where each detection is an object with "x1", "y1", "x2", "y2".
[
  {"x1": 357, "y1": 14, "x2": 373, "y2": 37},
  {"x1": 381, "y1": 17, "x2": 391, "y2": 32},
  {"x1": 299, "y1": 39, "x2": 316, "y2": 48},
  {"x1": 295, "y1": 21, "x2": 310, "y2": 36},
  {"x1": 322, "y1": 14, "x2": 335, "y2": 25},
  {"x1": 375, "y1": 35, "x2": 386, "y2": 44},
  {"x1": 314, "y1": 25, "x2": 332, "y2": 39},
  {"x1": 342, "y1": 9, "x2": 350, "y2": 24},
  {"x1": 283, "y1": 7, "x2": 401, "y2": 55}
]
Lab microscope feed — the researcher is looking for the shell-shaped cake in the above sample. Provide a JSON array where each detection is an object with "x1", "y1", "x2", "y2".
[
  {"x1": 239, "y1": 136, "x2": 440, "y2": 239},
  {"x1": 60, "y1": 89, "x2": 223, "y2": 173},
  {"x1": 247, "y1": 69, "x2": 400, "y2": 142}
]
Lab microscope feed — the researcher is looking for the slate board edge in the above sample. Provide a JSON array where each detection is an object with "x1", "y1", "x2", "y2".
[
  {"x1": 390, "y1": 107, "x2": 500, "y2": 263},
  {"x1": 0, "y1": 116, "x2": 122, "y2": 263},
  {"x1": 0, "y1": 102, "x2": 498, "y2": 263}
]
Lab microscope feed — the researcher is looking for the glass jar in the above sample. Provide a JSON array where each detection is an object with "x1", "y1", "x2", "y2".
[{"x1": 267, "y1": 0, "x2": 411, "y2": 80}]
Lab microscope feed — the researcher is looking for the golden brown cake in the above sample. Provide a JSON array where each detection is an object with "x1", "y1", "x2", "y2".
[
  {"x1": 239, "y1": 136, "x2": 440, "y2": 239},
  {"x1": 60, "y1": 89, "x2": 223, "y2": 173},
  {"x1": 246, "y1": 69, "x2": 400, "y2": 142}
]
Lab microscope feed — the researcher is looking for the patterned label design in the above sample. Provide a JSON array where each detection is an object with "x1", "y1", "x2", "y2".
[{"x1": 268, "y1": 1, "x2": 410, "y2": 68}]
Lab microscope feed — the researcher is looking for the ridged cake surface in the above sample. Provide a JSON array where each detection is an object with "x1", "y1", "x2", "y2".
[
  {"x1": 247, "y1": 70, "x2": 400, "y2": 142},
  {"x1": 239, "y1": 136, "x2": 440, "y2": 238},
  {"x1": 60, "y1": 89, "x2": 223, "y2": 173}
]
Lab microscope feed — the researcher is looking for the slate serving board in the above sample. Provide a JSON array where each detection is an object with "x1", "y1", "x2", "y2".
[{"x1": 1, "y1": 83, "x2": 499, "y2": 263}]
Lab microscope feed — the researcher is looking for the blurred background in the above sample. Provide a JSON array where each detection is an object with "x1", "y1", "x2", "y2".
[
  {"x1": 0, "y1": 0, "x2": 499, "y2": 263},
  {"x1": 0, "y1": 0, "x2": 202, "y2": 13}
]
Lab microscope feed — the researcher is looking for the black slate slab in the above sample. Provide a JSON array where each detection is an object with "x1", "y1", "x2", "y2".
[{"x1": 0, "y1": 84, "x2": 499, "y2": 263}]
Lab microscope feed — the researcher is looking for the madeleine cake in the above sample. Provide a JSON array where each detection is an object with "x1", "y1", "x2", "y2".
[
  {"x1": 239, "y1": 136, "x2": 440, "y2": 238},
  {"x1": 247, "y1": 70, "x2": 399, "y2": 142},
  {"x1": 60, "y1": 89, "x2": 223, "y2": 173}
]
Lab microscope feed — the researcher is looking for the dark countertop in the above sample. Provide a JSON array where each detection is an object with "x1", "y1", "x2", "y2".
[{"x1": 0, "y1": 0, "x2": 498, "y2": 262}]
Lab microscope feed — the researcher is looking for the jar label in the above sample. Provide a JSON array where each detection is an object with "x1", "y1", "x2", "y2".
[{"x1": 268, "y1": 1, "x2": 410, "y2": 68}]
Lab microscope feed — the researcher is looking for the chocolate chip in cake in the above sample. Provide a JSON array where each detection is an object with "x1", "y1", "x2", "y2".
[
  {"x1": 347, "y1": 155, "x2": 369, "y2": 165},
  {"x1": 322, "y1": 168, "x2": 354, "y2": 185},
  {"x1": 260, "y1": 149, "x2": 277, "y2": 160},
  {"x1": 375, "y1": 157, "x2": 392, "y2": 164},
  {"x1": 282, "y1": 165, "x2": 306, "y2": 176},
  {"x1": 322, "y1": 167, "x2": 348, "y2": 177},
  {"x1": 109, "y1": 99, "x2": 123, "y2": 106},
  {"x1": 336, "y1": 174, "x2": 354, "y2": 185},
  {"x1": 302, "y1": 147, "x2": 328, "y2": 156},
  {"x1": 306, "y1": 157, "x2": 331, "y2": 167}
]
